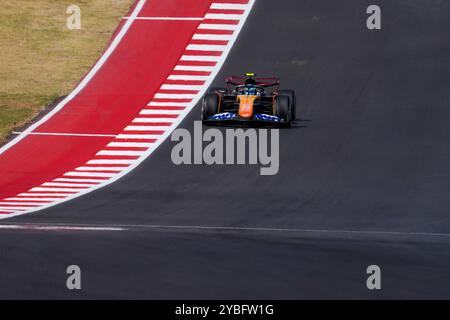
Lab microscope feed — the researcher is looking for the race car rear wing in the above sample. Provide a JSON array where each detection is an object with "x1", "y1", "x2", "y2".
[{"x1": 225, "y1": 76, "x2": 280, "y2": 89}]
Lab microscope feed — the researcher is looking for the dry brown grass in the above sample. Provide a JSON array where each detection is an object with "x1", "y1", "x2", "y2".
[{"x1": 0, "y1": 0, "x2": 134, "y2": 141}]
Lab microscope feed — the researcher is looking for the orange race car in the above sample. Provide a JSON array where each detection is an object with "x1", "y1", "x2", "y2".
[{"x1": 202, "y1": 73, "x2": 296, "y2": 127}]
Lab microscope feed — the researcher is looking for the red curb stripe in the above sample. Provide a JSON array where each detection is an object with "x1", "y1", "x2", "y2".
[
  {"x1": 207, "y1": 9, "x2": 245, "y2": 15},
  {"x1": 196, "y1": 29, "x2": 234, "y2": 35},
  {"x1": 189, "y1": 39, "x2": 229, "y2": 46},
  {"x1": 203, "y1": 19, "x2": 240, "y2": 25}
]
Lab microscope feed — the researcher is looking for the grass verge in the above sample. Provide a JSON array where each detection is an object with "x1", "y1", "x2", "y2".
[{"x1": 0, "y1": 0, "x2": 134, "y2": 143}]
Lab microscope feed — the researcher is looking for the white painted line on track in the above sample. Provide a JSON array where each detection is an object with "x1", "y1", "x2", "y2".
[
  {"x1": 0, "y1": 224, "x2": 125, "y2": 232},
  {"x1": 96, "y1": 150, "x2": 146, "y2": 157},
  {"x1": 174, "y1": 65, "x2": 215, "y2": 72},
  {"x1": 42, "y1": 182, "x2": 94, "y2": 188},
  {"x1": 132, "y1": 118, "x2": 175, "y2": 124},
  {"x1": 31, "y1": 187, "x2": 92, "y2": 192},
  {"x1": 186, "y1": 44, "x2": 228, "y2": 51},
  {"x1": 2, "y1": 222, "x2": 450, "y2": 241},
  {"x1": 139, "y1": 109, "x2": 181, "y2": 115},
  {"x1": 154, "y1": 93, "x2": 198, "y2": 99},
  {"x1": 64, "y1": 172, "x2": 116, "y2": 178},
  {"x1": 198, "y1": 24, "x2": 237, "y2": 30},
  {"x1": 180, "y1": 55, "x2": 220, "y2": 61},
  {"x1": 148, "y1": 101, "x2": 190, "y2": 107},
  {"x1": 75, "y1": 166, "x2": 125, "y2": 172},
  {"x1": 192, "y1": 34, "x2": 232, "y2": 41},
  {"x1": 135, "y1": 115, "x2": 178, "y2": 120},
  {"x1": 53, "y1": 178, "x2": 105, "y2": 183},
  {"x1": 204, "y1": 14, "x2": 243, "y2": 20},
  {"x1": 87, "y1": 159, "x2": 135, "y2": 165},
  {"x1": 107, "y1": 142, "x2": 153, "y2": 148},
  {"x1": 167, "y1": 75, "x2": 210, "y2": 81},
  {"x1": 0, "y1": 202, "x2": 43, "y2": 206},
  {"x1": 160, "y1": 84, "x2": 203, "y2": 91},
  {"x1": 6, "y1": 198, "x2": 57, "y2": 202},
  {"x1": 125, "y1": 125, "x2": 171, "y2": 131},
  {"x1": 19, "y1": 192, "x2": 73, "y2": 197},
  {"x1": 210, "y1": 3, "x2": 248, "y2": 10}
]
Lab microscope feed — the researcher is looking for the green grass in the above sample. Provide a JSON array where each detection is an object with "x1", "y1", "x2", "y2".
[{"x1": 0, "y1": 0, "x2": 134, "y2": 143}]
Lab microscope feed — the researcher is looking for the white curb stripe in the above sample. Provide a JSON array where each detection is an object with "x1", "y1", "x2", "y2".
[
  {"x1": 186, "y1": 44, "x2": 228, "y2": 51},
  {"x1": 42, "y1": 182, "x2": 95, "y2": 188},
  {"x1": 53, "y1": 178, "x2": 106, "y2": 183},
  {"x1": 210, "y1": 3, "x2": 248, "y2": 10},
  {"x1": 116, "y1": 134, "x2": 161, "y2": 139},
  {"x1": 30, "y1": 187, "x2": 93, "y2": 192},
  {"x1": 154, "y1": 93, "x2": 197, "y2": 99},
  {"x1": 198, "y1": 24, "x2": 237, "y2": 30},
  {"x1": 174, "y1": 65, "x2": 215, "y2": 72},
  {"x1": 205, "y1": 14, "x2": 243, "y2": 20},
  {"x1": 87, "y1": 159, "x2": 136, "y2": 165},
  {"x1": 160, "y1": 84, "x2": 203, "y2": 91},
  {"x1": 0, "y1": 202, "x2": 49, "y2": 206},
  {"x1": 107, "y1": 142, "x2": 154, "y2": 148},
  {"x1": 5, "y1": 198, "x2": 57, "y2": 201},
  {"x1": 167, "y1": 75, "x2": 210, "y2": 81},
  {"x1": 148, "y1": 101, "x2": 190, "y2": 107},
  {"x1": 192, "y1": 34, "x2": 233, "y2": 41},
  {"x1": 181, "y1": 55, "x2": 221, "y2": 61},
  {"x1": 64, "y1": 172, "x2": 117, "y2": 178},
  {"x1": 75, "y1": 166, "x2": 125, "y2": 172},
  {"x1": 96, "y1": 150, "x2": 146, "y2": 156},
  {"x1": 132, "y1": 118, "x2": 176, "y2": 124},
  {"x1": 139, "y1": 109, "x2": 181, "y2": 115},
  {"x1": 125, "y1": 125, "x2": 171, "y2": 131}
]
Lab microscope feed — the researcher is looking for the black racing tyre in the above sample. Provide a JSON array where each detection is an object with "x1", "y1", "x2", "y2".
[
  {"x1": 278, "y1": 89, "x2": 296, "y2": 121},
  {"x1": 207, "y1": 87, "x2": 228, "y2": 94},
  {"x1": 274, "y1": 95, "x2": 291, "y2": 127},
  {"x1": 202, "y1": 93, "x2": 220, "y2": 121}
]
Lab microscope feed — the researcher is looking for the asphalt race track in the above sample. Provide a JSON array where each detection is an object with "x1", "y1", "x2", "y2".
[{"x1": 1, "y1": 0, "x2": 450, "y2": 299}]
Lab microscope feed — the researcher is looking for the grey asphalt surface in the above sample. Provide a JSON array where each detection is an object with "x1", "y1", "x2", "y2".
[{"x1": 1, "y1": 0, "x2": 450, "y2": 299}]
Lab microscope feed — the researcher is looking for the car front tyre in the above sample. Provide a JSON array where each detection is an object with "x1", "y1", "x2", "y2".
[
  {"x1": 274, "y1": 95, "x2": 291, "y2": 127},
  {"x1": 202, "y1": 93, "x2": 220, "y2": 121}
]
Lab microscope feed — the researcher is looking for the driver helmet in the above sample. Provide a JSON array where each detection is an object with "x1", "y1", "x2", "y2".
[
  {"x1": 245, "y1": 78, "x2": 257, "y2": 86},
  {"x1": 244, "y1": 85, "x2": 258, "y2": 95}
]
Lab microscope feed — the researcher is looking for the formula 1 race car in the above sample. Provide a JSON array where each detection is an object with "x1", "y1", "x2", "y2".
[{"x1": 202, "y1": 73, "x2": 296, "y2": 127}]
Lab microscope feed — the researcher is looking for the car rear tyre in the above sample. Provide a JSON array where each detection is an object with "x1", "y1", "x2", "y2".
[
  {"x1": 202, "y1": 93, "x2": 220, "y2": 121},
  {"x1": 278, "y1": 89, "x2": 296, "y2": 121},
  {"x1": 274, "y1": 95, "x2": 291, "y2": 127}
]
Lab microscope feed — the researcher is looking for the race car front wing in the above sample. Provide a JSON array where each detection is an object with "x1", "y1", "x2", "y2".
[{"x1": 206, "y1": 112, "x2": 283, "y2": 123}]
